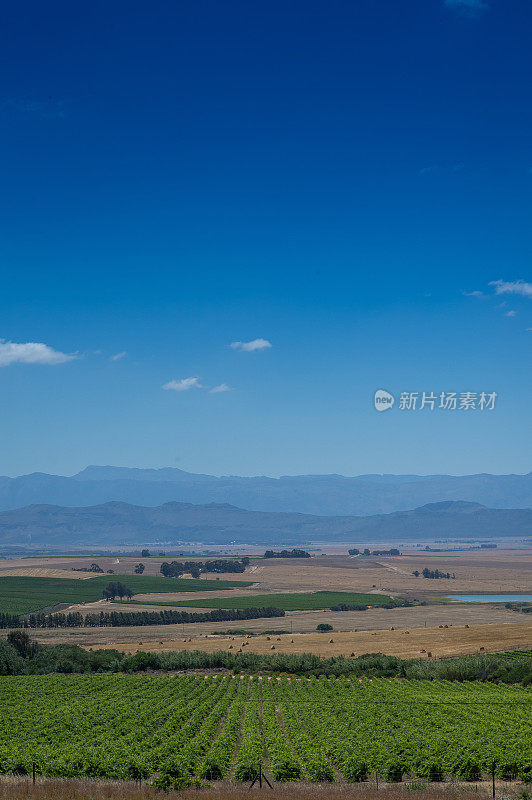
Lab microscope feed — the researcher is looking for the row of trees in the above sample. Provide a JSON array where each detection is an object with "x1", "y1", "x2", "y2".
[
  {"x1": 349, "y1": 548, "x2": 401, "y2": 556},
  {"x1": 264, "y1": 549, "x2": 311, "y2": 558},
  {"x1": 1, "y1": 635, "x2": 530, "y2": 683},
  {"x1": 0, "y1": 606, "x2": 285, "y2": 630},
  {"x1": 160, "y1": 558, "x2": 249, "y2": 578}
]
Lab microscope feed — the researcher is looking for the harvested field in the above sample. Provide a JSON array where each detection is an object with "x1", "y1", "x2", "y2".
[
  {"x1": 88, "y1": 620, "x2": 532, "y2": 659},
  {"x1": 12, "y1": 617, "x2": 531, "y2": 658},
  {"x1": 0, "y1": 569, "x2": 95, "y2": 580},
  {"x1": 21, "y1": 597, "x2": 524, "y2": 642}
]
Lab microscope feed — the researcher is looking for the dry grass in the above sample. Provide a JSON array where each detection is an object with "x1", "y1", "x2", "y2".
[
  {"x1": 0, "y1": 569, "x2": 95, "y2": 580},
  {"x1": 0, "y1": 777, "x2": 523, "y2": 800},
  {"x1": 82, "y1": 620, "x2": 532, "y2": 659}
]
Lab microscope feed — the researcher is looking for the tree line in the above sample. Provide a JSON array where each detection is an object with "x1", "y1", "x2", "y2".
[
  {"x1": 0, "y1": 633, "x2": 530, "y2": 685},
  {"x1": 0, "y1": 606, "x2": 285, "y2": 630},
  {"x1": 160, "y1": 558, "x2": 249, "y2": 578},
  {"x1": 264, "y1": 549, "x2": 311, "y2": 558}
]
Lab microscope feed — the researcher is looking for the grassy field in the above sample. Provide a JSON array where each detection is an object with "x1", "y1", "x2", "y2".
[
  {"x1": 121, "y1": 590, "x2": 396, "y2": 611},
  {"x1": 0, "y1": 575, "x2": 252, "y2": 615}
]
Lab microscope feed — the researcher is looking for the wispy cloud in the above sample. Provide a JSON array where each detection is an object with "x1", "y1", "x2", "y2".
[
  {"x1": 210, "y1": 383, "x2": 232, "y2": 393},
  {"x1": 230, "y1": 338, "x2": 272, "y2": 352},
  {"x1": 109, "y1": 351, "x2": 127, "y2": 361},
  {"x1": 0, "y1": 339, "x2": 76, "y2": 367},
  {"x1": 463, "y1": 290, "x2": 484, "y2": 298},
  {"x1": 162, "y1": 377, "x2": 202, "y2": 392},
  {"x1": 419, "y1": 165, "x2": 439, "y2": 176},
  {"x1": 505, "y1": 310, "x2": 517, "y2": 317},
  {"x1": 444, "y1": 0, "x2": 488, "y2": 15},
  {"x1": 489, "y1": 280, "x2": 532, "y2": 298}
]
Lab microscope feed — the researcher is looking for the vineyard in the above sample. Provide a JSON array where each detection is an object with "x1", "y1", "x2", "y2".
[
  {"x1": 0, "y1": 674, "x2": 530, "y2": 784},
  {"x1": 0, "y1": 575, "x2": 252, "y2": 615},
  {"x1": 139, "y1": 590, "x2": 399, "y2": 610}
]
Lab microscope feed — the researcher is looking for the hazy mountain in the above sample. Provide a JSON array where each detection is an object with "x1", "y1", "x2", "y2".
[
  {"x1": 0, "y1": 499, "x2": 529, "y2": 547},
  {"x1": 0, "y1": 467, "x2": 531, "y2": 516}
]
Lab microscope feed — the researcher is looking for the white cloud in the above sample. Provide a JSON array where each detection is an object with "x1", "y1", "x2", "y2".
[
  {"x1": 230, "y1": 338, "x2": 272, "y2": 352},
  {"x1": 505, "y1": 310, "x2": 517, "y2": 317},
  {"x1": 0, "y1": 339, "x2": 76, "y2": 367},
  {"x1": 162, "y1": 376, "x2": 202, "y2": 392},
  {"x1": 109, "y1": 351, "x2": 127, "y2": 361},
  {"x1": 210, "y1": 383, "x2": 232, "y2": 393},
  {"x1": 445, "y1": 0, "x2": 488, "y2": 14},
  {"x1": 489, "y1": 280, "x2": 532, "y2": 298},
  {"x1": 463, "y1": 290, "x2": 484, "y2": 297}
]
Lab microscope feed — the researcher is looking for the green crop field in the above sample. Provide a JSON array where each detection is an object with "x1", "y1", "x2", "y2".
[
  {"x1": 0, "y1": 674, "x2": 529, "y2": 783},
  {"x1": 0, "y1": 575, "x2": 252, "y2": 615},
  {"x1": 123, "y1": 590, "x2": 397, "y2": 611}
]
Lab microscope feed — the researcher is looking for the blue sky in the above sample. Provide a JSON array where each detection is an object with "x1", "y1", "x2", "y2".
[{"x1": 1, "y1": 0, "x2": 531, "y2": 478}]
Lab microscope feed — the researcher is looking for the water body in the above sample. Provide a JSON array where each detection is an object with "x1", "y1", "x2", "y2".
[{"x1": 447, "y1": 594, "x2": 532, "y2": 603}]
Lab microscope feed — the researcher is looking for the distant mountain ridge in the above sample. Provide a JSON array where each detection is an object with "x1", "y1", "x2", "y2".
[
  {"x1": 0, "y1": 499, "x2": 530, "y2": 547},
  {"x1": 0, "y1": 466, "x2": 531, "y2": 516}
]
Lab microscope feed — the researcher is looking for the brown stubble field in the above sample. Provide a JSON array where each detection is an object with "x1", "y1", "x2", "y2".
[
  {"x1": 1, "y1": 549, "x2": 531, "y2": 593},
  {"x1": 0, "y1": 777, "x2": 521, "y2": 800},
  {"x1": 13, "y1": 617, "x2": 532, "y2": 659}
]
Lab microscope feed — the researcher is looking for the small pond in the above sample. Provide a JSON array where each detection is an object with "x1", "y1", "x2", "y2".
[{"x1": 447, "y1": 594, "x2": 532, "y2": 603}]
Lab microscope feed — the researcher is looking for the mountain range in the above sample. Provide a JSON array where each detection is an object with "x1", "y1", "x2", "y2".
[
  {"x1": 0, "y1": 499, "x2": 530, "y2": 547},
  {"x1": 0, "y1": 466, "x2": 531, "y2": 516}
]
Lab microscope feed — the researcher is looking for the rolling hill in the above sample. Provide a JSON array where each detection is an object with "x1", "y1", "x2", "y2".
[
  {"x1": 0, "y1": 499, "x2": 530, "y2": 547},
  {"x1": 0, "y1": 466, "x2": 531, "y2": 516}
]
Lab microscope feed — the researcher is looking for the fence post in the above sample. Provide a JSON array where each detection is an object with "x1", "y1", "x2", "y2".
[{"x1": 32, "y1": 763, "x2": 36, "y2": 785}]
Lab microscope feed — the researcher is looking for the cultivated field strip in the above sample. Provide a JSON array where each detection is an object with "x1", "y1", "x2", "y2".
[{"x1": 0, "y1": 675, "x2": 530, "y2": 782}]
